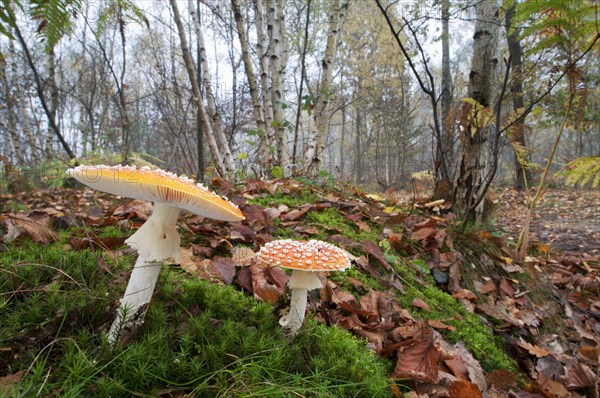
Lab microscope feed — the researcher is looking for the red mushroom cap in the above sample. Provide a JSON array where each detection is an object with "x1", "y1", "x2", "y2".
[{"x1": 257, "y1": 239, "x2": 351, "y2": 272}]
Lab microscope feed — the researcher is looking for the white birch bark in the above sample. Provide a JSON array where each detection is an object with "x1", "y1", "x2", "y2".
[
  {"x1": 188, "y1": 0, "x2": 236, "y2": 176},
  {"x1": 0, "y1": 43, "x2": 24, "y2": 165},
  {"x1": 454, "y1": 0, "x2": 499, "y2": 221},
  {"x1": 253, "y1": 0, "x2": 276, "y2": 167},
  {"x1": 231, "y1": 0, "x2": 270, "y2": 167},
  {"x1": 170, "y1": 0, "x2": 228, "y2": 178},
  {"x1": 268, "y1": 0, "x2": 289, "y2": 167},
  {"x1": 304, "y1": 0, "x2": 349, "y2": 172}
]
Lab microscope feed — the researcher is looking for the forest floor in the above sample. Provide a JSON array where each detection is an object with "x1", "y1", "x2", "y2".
[
  {"x1": 495, "y1": 187, "x2": 600, "y2": 254},
  {"x1": 0, "y1": 178, "x2": 598, "y2": 397}
]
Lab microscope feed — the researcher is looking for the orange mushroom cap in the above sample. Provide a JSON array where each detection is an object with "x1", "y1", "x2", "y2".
[
  {"x1": 257, "y1": 239, "x2": 351, "y2": 272},
  {"x1": 67, "y1": 165, "x2": 244, "y2": 222}
]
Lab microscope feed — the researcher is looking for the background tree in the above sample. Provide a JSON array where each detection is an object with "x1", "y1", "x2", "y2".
[{"x1": 453, "y1": 0, "x2": 500, "y2": 222}]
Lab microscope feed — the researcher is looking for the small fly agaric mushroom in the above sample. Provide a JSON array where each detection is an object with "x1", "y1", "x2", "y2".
[
  {"x1": 257, "y1": 239, "x2": 351, "y2": 336},
  {"x1": 67, "y1": 165, "x2": 244, "y2": 344}
]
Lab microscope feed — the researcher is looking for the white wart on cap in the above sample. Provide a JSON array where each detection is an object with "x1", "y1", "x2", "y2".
[{"x1": 257, "y1": 239, "x2": 351, "y2": 272}]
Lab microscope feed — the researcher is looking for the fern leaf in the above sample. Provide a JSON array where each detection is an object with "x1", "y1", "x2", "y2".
[{"x1": 556, "y1": 157, "x2": 600, "y2": 188}]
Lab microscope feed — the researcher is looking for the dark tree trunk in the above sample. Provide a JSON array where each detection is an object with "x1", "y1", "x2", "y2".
[{"x1": 505, "y1": 3, "x2": 532, "y2": 190}]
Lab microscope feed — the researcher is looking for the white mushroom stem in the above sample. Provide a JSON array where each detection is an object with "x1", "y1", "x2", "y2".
[
  {"x1": 279, "y1": 270, "x2": 322, "y2": 336},
  {"x1": 108, "y1": 203, "x2": 181, "y2": 344}
]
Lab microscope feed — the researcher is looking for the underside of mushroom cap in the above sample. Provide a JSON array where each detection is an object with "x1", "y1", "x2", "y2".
[{"x1": 67, "y1": 165, "x2": 244, "y2": 221}]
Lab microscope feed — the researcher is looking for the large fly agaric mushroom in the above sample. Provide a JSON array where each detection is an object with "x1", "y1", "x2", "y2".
[
  {"x1": 67, "y1": 165, "x2": 244, "y2": 344},
  {"x1": 257, "y1": 239, "x2": 351, "y2": 336}
]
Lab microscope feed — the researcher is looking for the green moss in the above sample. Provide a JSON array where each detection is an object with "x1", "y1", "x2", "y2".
[
  {"x1": 391, "y1": 260, "x2": 516, "y2": 372},
  {"x1": 249, "y1": 188, "x2": 319, "y2": 208},
  {"x1": 329, "y1": 267, "x2": 382, "y2": 295},
  {"x1": 1, "y1": 239, "x2": 392, "y2": 397},
  {"x1": 305, "y1": 207, "x2": 381, "y2": 243},
  {"x1": 94, "y1": 225, "x2": 130, "y2": 239}
]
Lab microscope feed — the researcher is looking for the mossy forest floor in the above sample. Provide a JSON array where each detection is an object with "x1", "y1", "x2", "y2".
[{"x1": 0, "y1": 177, "x2": 597, "y2": 397}]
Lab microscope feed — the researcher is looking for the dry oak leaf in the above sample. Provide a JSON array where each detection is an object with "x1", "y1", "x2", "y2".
[
  {"x1": 411, "y1": 297, "x2": 431, "y2": 312},
  {"x1": 518, "y1": 339, "x2": 550, "y2": 358},
  {"x1": 537, "y1": 373, "x2": 569, "y2": 398},
  {"x1": 449, "y1": 380, "x2": 483, "y2": 398},
  {"x1": 360, "y1": 240, "x2": 393, "y2": 271},
  {"x1": 231, "y1": 247, "x2": 256, "y2": 267},
  {"x1": 392, "y1": 323, "x2": 441, "y2": 384},
  {"x1": 428, "y1": 319, "x2": 456, "y2": 331},
  {"x1": 208, "y1": 256, "x2": 236, "y2": 284},
  {"x1": 410, "y1": 227, "x2": 437, "y2": 241},
  {"x1": 112, "y1": 199, "x2": 152, "y2": 220},
  {"x1": 229, "y1": 223, "x2": 256, "y2": 243},
  {"x1": 477, "y1": 297, "x2": 523, "y2": 327},
  {"x1": 564, "y1": 363, "x2": 597, "y2": 390},
  {"x1": 440, "y1": 341, "x2": 488, "y2": 392},
  {"x1": 250, "y1": 263, "x2": 284, "y2": 303},
  {"x1": 2, "y1": 214, "x2": 58, "y2": 243}
]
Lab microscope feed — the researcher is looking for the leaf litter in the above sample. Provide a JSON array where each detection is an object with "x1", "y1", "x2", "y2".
[{"x1": 0, "y1": 182, "x2": 598, "y2": 397}]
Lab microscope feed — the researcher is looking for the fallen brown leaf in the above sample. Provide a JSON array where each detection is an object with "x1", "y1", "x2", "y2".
[
  {"x1": 411, "y1": 297, "x2": 431, "y2": 312},
  {"x1": 392, "y1": 323, "x2": 440, "y2": 384},
  {"x1": 427, "y1": 319, "x2": 455, "y2": 331},
  {"x1": 564, "y1": 363, "x2": 597, "y2": 390},
  {"x1": 449, "y1": 380, "x2": 483, "y2": 398},
  {"x1": 518, "y1": 339, "x2": 550, "y2": 358},
  {"x1": 2, "y1": 214, "x2": 58, "y2": 243},
  {"x1": 411, "y1": 227, "x2": 437, "y2": 241}
]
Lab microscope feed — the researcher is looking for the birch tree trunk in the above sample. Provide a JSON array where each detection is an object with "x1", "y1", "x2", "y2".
[
  {"x1": 231, "y1": 0, "x2": 268, "y2": 165},
  {"x1": 11, "y1": 22, "x2": 77, "y2": 163},
  {"x1": 254, "y1": 0, "x2": 275, "y2": 169},
  {"x1": 453, "y1": 0, "x2": 499, "y2": 222},
  {"x1": 117, "y1": 10, "x2": 131, "y2": 164},
  {"x1": 0, "y1": 44, "x2": 25, "y2": 166},
  {"x1": 8, "y1": 40, "x2": 36, "y2": 164},
  {"x1": 305, "y1": 0, "x2": 349, "y2": 173},
  {"x1": 45, "y1": 46, "x2": 59, "y2": 160},
  {"x1": 268, "y1": 0, "x2": 289, "y2": 167},
  {"x1": 188, "y1": 0, "x2": 235, "y2": 176},
  {"x1": 170, "y1": 0, "x2": 228, "y2": 178}
]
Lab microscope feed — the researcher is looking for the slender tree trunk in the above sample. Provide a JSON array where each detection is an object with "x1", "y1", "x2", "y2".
[
  {"x1": 453, "y1": 0, "x2": 498, "y2": 222},
  {"x1": 254, "y1": 0, "x2": 275, "y2": 169},
  {"x1": 305, "y1": 0, "x2": 349, "y2": 173},
  {"x1": 195, "y1": 0, "x2": 205, "y2": 182},
  {"x1": 45, "y1": 46, "x2": 59, "y2": 160},
  {"x1": 11, "y1": 22, "x2": 77, "y2": 163},
  {"x1": 231, "y1": 0, "x2": 268, "y2": 166},
  {"x1": 268, "y1": 0, "x2": 288, "y2": 167},
  {"x1": 340, "y1": 97, "x2": 346, "y2": 178},
  {"x1": 170, "y1": 0, "x2": 228, "y2": 178},
  {"x1": 0, "y1": 45, "x2": 25, "y2": 166},
  {"x1": 117, "y1": 10, "x2": 131, "y2": 164},
  {"x1": 291, "y1": 0, "x2": 312, "y2": 172},
  {"x1": 188, "y1": 0, "x2": 235, "y2": 176},
  {"x1": 354, "y1": 101, "x2": 363, "y2": 185},
  {"x1": 505, "y1": 2, "x2": 532, "y2": 190},
  {"x1": 437, "y1": 0, "x2": 454, "y2": 198},
  {"x1": 8, "y1": 40, "x2": 36, "y2": 164}
]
